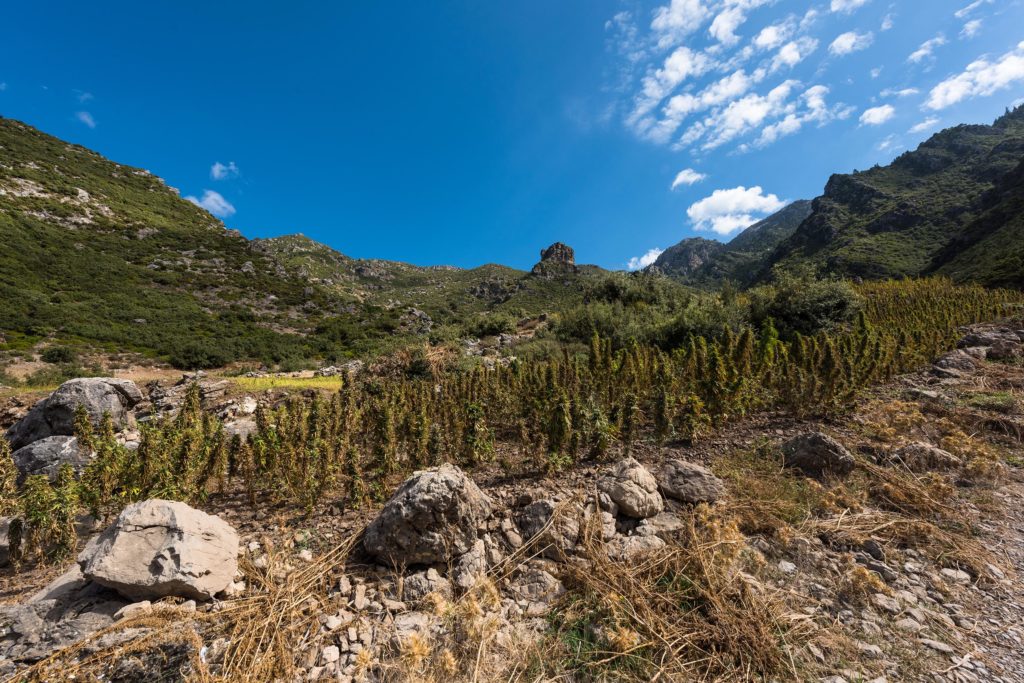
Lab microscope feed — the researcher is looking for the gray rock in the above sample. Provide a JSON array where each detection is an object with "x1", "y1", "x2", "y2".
[
  {"x1": 887, "y1": 442, "x2": 961, "y2": 472},
  {"x1": 78, "y1": 499, "x2": 239, "y2": 601},
  {"x1": 363, "y1": 464, "x2": 492, "y2": 566},
  {"x1": 0, "y1": 517, "x2": 9, "y2": 568},
  {"x1": 606, "y1": 534, "x2": 666, "y2": 561},
  {"x1": 781, "y1": 432, "x2": 855, "y2": 478},
  {"x1": 657, "y1": 459, "x2": 725, "y2": 504},
  {"x1": 516, "y1": 499, "x2": 581, "y2": 561},
  {"x1": 402, "y1": 568, "x2": 451, "y2": 602},
  {"x1": 5, "y1": 378, "x2": 142, "y2": 450},
  {"x1": 598, "y1": 457, "x2": 664, "y2": 519},
  {"x1": 11, "y1": 436, "x2": 91, "y2": 484},
  {"x1": 635, "y1": 512, "x2": 685, "y2": 540}
]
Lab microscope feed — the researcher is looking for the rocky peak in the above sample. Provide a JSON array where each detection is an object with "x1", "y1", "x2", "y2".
[{"x1": 531, "y1": 242, "x2": 578, "y2": 278}]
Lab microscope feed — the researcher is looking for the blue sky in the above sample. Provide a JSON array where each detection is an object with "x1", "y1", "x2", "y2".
[{"x1": 2, "y1": 1, "x2": 1023, "y2": 270}]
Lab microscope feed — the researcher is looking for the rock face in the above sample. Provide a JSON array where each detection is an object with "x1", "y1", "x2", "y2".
[
  {"x1": 888, "y1": 442, "x2": 961, "y2": 472},
  {"x1": 363, "y1": 464, "x2": 493, "y2": 566},
  {"x1": 517, "y1": 499, "x2": 582, "y2": 560},
  {"x1": 781, "y1": 432, "x2": 855, "y2": 478},
  {"x1": 530, "y1": 242, "x2": 578, "y2": 278},
  {"x1": 657, "y1": 459, "x2": 725, "y2": 504},
  {"x1": 5, "y1": 378, "x2": 142, "y2": 451},
  {"x1": 78, "y1": 499, "x2": 239, "y2": 601},
  {"x1": 598, "y1": 457, "x2": 664, "y2": 519},
  {"x1": 11, "y1": 436, "x2": 90, "y2": 483}
]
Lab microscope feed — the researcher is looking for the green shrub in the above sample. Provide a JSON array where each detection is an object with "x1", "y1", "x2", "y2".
[{"x1": 40, "y1": 346, "x2": 77, "y2": 364}]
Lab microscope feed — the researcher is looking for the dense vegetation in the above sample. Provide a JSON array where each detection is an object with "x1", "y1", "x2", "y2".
[{"x1": 5, "y1": 277, "x2": 1021, "y2": 564}]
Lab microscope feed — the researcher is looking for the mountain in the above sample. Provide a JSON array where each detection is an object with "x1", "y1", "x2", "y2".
[
  {"x1": 762, "y1": 106, "x2": 1024, "y2": 286},
  {"x1": 651, "y1": 200, "x2": 812, "y2": 287},
  {"x1": 0, "y1": 118, "x2": 601, "y2": 368}
]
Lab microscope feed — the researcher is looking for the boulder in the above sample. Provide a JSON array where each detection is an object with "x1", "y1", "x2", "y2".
[
  {"x1": 11, "y1": 436, "x2": 91, "y2": 484},
  {"x1": 987, "y1": 340, "x2": 1022, "y2": 361},
  {"x1": 781, "y1": 432, "x2": 855, "y2": 478},
  {"x1": 598, "y1": 457, "x2": 664, "y2": 519},
  {"x1": 516, "y1": 499, "x2": 582, "y2": 561},
  {"x1": 657, "y1": 459, "x2": 725, "y2": 505},
  {"x1": 363, "y1": 464, "x2": 492, "y2": 566},
  {"x1": 933, "y1": 350, "x2": 978, "y2": 373},
  {"x1": 403, "y1": 568, "x2": 452, "y2": 602},
  {"x1": 78, "y1": 499, "x2": 239, "y2": 601},
  {"x1": 888, "y1": 442, "x2": 961, "y2": 472},
  {"x1": 5, "y1": 378, "x2": 143, "y2": 450}
]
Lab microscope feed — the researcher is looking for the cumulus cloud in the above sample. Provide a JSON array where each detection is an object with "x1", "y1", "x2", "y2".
[
  {"x1": 960, "y1": 20, "x2": 982, "y2": 39},
  {"x1": 687, "y1": 185, "x2": 786, "y2": 235},
  {"x1": 629, "y1": 46, "x2": 714, "y2": 128},
  {"x1": 881, "y1": 14, "x2": 894, "y2": 31},
  {"x1": 671, "y1": 168, "x2": 707, "y2": 189},
  {"x1": 860, "y1": 104, "x2": 895, "y2": 125},
  {"x1": 909, "y1": 117, "x2": 940, "y2": 133},
  {"x1": 830, "y1": 0, "x2": 871, "y2": 14},
  {"x1": 751, "y1": 85, "x2": 851, "y2": 147},
  {"x1": 908, "y1": 35, "x2": 947, "y2": 64},
  {"x1": 627, "y1": 248, "x2": 665, "y2": 270},
  {"x1": 926, "y1": 41, "x2": 1024, "y2": 110},
  {"x1": 210, "y1": 161, "x2": 240, "y2": 180},
  {"x1": 75, "y1": 111, "x2": 96, "y2": 128},
  {"x1": 651, "y1": 0, "x2": 708, "y2": 48},
  {"x1": 771, "y1": 37, "x2": 819, "y2": 72},
  {"x1": 185, "y1": 190, "x2": 236, "y2": 218},
  {"x1": 829, "y1": 31, "x2": 874, "y2": 56},
  {"x1": 753, "y1": 22, "x2": 791, "y2": 50}
]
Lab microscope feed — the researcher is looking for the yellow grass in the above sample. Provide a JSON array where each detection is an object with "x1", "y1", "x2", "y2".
[{"x1": 228, "y1": 375, "x2": 346, "y2": 391}]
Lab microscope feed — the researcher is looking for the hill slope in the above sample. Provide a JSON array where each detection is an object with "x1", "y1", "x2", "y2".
[
  {"x1": 0, "y1": 119, "x2": 603, "y2": 368},
  {"x1": 763, "y1": 106, "x2": 1024, "y2": 285},
  {"x1": 652, "y1": 199, "x2": 812, "y2": 287}
]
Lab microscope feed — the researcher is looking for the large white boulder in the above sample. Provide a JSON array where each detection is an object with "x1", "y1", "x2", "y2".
[
  {"x1": 78, "y1": 499, "x2": 239, "y2": 601},
  {"x1": 598, "y1": 457, "x2": 664, "y2": 519},
  {"x1": 363, "y1": 464, "x2": 492, "y2": 566}
]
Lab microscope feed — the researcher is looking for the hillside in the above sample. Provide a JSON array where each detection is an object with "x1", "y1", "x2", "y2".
[
  {"x1": 764, "y1": 106, "x2": 1024, "y2": 285},
  {"x1": 651, "y1": 199, "x2": 812, "y2": 287},
  {"x1": 0, "y1": 119, "x2": 603, "y2": 370}
]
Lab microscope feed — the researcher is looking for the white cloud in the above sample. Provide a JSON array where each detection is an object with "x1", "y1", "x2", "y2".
[
  {"x1": 876, "y1": 134, "x2": 900, "y2": 151},
  {"x1": 75, "y1": 111, "x2": 96, "y2": 128},
  {"x1": 752, "y1": 84, "x2": 850, "y2": 147},
  {"x1": 926, "y1": 41, "x2": 1024, "y2": 110},
  {"x1": 687, "y1": 185, "x2": 786, "y2": 235},
  {"x1": 909, "y1": 117, "x2": 940, "y2": 133},
  {"x1": 960, "y1": 19, "x2": 982, "y2": 39},
  {"x1": 830, "y1": 0, "x2": 870, "y2": 14},
  {"x1": 880, "y1": 87, "x2": 919, "y2": 97},
  {"x1": 76, "y1": 91, "x2": 94, "y2": 103},
  {"x1": 629, "y1": 46, "x2": 714, "y2": 128},
  {"x1": 210, "y1": 161, "x2": 240, "y2": 180},
  {"x1": 871, "y1": 67, "x2": 882, "y2": 79},
  {"x1": 671, "y1": 168, "x2": 707, "y2": 190},
  {"x1": 829, "y1": 31, "x2": 874, "y2": 56},
  {"x1": 0, "y1": 82, "x2": 6, "y2": 91},
  {"x1": 881, "y1": 14, "x2": 894, "y2": 31},
  {"x1": 955, "y1": 0, "x2": 992, "y2": 19},
  {"x1": 708, "y1": 6, "x2": 745, "y2": 46},
  {"x1": 772, "y1": 37, "x2": 819, "y2": 72},
  {"x1": 185, "y1": 190, "x2": 236, "y2": 218},
  {"x1": 753, "y1": 23, "x2": 791, "y2": 50},
  {"x1": 908, "y1": 34, "x2": 947, "y2": 63},
  {"x1": 651, "y1": 0, "x2": 709, "y2": 48},
  {"x1": 860, "y1": 104, "x2": 895, "y2": 125},
  {"x1": 627, "y1": 248, "x2": 665, "y2": 270}
]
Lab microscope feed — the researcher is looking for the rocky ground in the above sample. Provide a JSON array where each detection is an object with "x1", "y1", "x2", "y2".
[{"x1": 0, "y1": 323, "x2": 1023, "y2": 682}]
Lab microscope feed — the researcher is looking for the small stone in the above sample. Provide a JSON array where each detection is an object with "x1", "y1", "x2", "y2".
[
  {"x1": 353, "y1": 584, "x2": 367, "y2": 610},
  {"x1": 298, "y1": 549, "x2": 313, "y2": 562},
  {"x1": 872, "y1": 593, "x2": 900, "y2": 615},
  {"x1": 894, "y1": 618, "x2": 923, "y2": 633},
  {"x1": 114, "y1": 601, "x2": 152, "y2": 620},
  {"x1": 778, "y1": 560, "x2": 797, "y2": 575},
  {"x1": 940, "y1": 568, "x2": 971, "y2": 584},
  {"x1": 322, "y1": 645, "x2": 340, "y2": 663},
  {"x1": 919, "y1": 638, "x2": 954, "y2": 654}
]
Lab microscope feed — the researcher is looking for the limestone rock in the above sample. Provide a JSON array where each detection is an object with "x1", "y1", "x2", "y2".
[
  {"x1": 781, "y1": 432, "x2": 855, "y2": 478},
  {"x1": 598, "y1": 457, "x2": 664, "y2": 519},
  {"x1": 363, "y1": 464, "x2": 492, "y2": 566},
  {"x1": 5, "y1": 378, "x2": 142, "y2": 450},
  {"x1": 887, "y1": 442, "x2": 961, "y2": 472},
  {"x1": 657, "y1": 459, "x2": 725, "y2": 504},
  {"x1": 516, "y1": 499, "x2": 582, "y2": 560},
  {"x1": 402, "y1": 568, "x2": 451, "y2": 602},
  {"x1": 530, "y1": 242, "x2": 578, "y2": 278},
  {"x1": 78, "y1": 499, "x2": 239, "y2": 601},
  {"x1": 11, "y1": 436, "x2": 91, "y2": 484}
]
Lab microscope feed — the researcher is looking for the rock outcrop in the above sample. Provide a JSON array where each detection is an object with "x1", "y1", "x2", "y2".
[
  {"x1": 363, "y1": 464, "x2": 493, "y2": 566},
  {"x1": 781, "y1": 432, "x2": 855, "y2": 478},
  {"x1": 78, "y1": 499, "x2": 239, "y2": 601},
  {"x1": 530, "y1": 242, "x2": 578, "y2": 278},
  {"x1": 657, "y1": 459, "x2": 725, "y2": 505},
  {"x1": 5, "y1": 378, "x2": 142, "y2": 451},
  {"x1": 887, "y1": 442, "x2": 961, "y2": 472}
]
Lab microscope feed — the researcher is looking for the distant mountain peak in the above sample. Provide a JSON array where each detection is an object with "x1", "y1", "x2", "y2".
[{"x1": 531, "y1": 242, "x2": 578, "y2": 278}]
